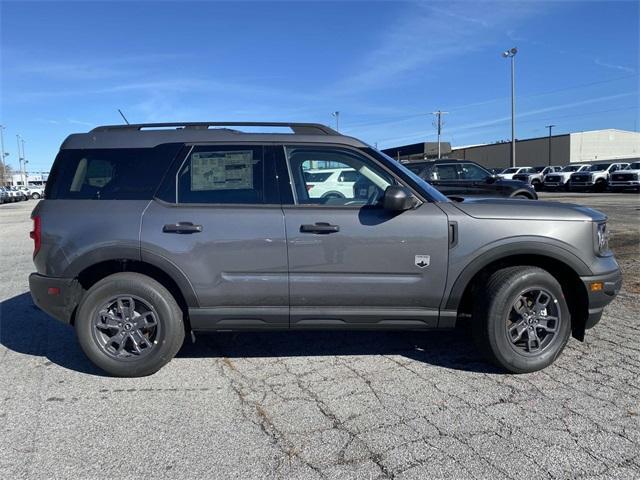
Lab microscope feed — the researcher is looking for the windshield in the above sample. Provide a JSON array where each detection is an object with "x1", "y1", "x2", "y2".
[
  {"x1": 363, "y1": 148, "x2": 449, "y2": 202},
  {"x1": 587, "y1": 164, "x2": 609, "y2": 171},
  {"x1": 502, "y1": 168, "x2": 519, "y2": 173},
  {"x1": 562, "y1": 165, "x2": 582, "y2": 172},
  {"x1": 532, "y1": 166, "x2": 546, "y2": 172}
]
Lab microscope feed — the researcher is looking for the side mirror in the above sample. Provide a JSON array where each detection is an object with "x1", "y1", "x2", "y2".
[
  {"x1": 485, "y1": 175, "x2": 497, "y2": 184},
  {"x1": 382, "y1": 186, "x2": 417, "y2": 211}
]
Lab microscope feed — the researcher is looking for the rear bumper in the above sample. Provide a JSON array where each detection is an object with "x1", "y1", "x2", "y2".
[
  {"x1": 580, "y1": 269, "x2": 622, "y2": 329},
  {"x1": 29, "y1": 273, "x2": 83, "y2": 324}
]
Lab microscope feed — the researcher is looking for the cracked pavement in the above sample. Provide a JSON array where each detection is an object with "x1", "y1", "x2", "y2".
[{"x1": 1, "y1": 194, "x2": 639, "y2": 479}]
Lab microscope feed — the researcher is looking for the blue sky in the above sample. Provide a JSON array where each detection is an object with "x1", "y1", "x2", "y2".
[{"x1": 1, "y1": 0, "x2": 638, "y2": 171}]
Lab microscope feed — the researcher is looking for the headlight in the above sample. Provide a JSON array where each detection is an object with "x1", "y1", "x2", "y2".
[{"x1": 595, "y1": 222, "x2": 611, "y2": 256}]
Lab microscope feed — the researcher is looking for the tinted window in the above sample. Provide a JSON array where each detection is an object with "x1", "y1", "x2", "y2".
[
  {"x1": 45, "y1": 144, "x2": 183, "y2": 200},
  {"x1": 432, "y1": 165, "x2": 459, "y2": 180},
  {"x1": 627, "y1": 162, "x2": 640, "y2": 170},
  {"x1": 177, "y1": 145, "x2": 274, "y2": 204},
  {"x1": 459, "y1": 163, "x2": 489, "y2": 180},
  {"x1": 404, "y1": 163, "x2": 426, "y2": 175},
  {"x1": 587, "y1": 164, "x2": 609, "y2": 171},
  {"x1": 502, "y1": 168, "x2": 519, "y2": 174},
  {"x1": 287, "y1": 147, "x2": 396, "y2": 206},
  {"x1": 304, "y1": 171, "x2": 332, "y2": 182}
]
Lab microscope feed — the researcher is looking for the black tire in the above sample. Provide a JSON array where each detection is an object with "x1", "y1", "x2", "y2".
[
  {"x1": 594, "y1": 180, "x2": 607, "y2": 192},
  {"x1": 512, "y1": 192, "x2": 532, "y2": 199},
  {"x1": 531, "y1": 180, "x2": 541, "y2": 191},
  {"x1": 473, "y1": 266, "x2": 571, "y2": 373},
  {"x1": 31, "y1": 193, "x2": 41, "y2": 199},
  {"x1": 75, "y1": 272, "x2": 184, "y2": 377}
]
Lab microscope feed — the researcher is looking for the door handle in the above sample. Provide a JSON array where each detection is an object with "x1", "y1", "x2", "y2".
[
  {"x1": 163, "y1": 222, "x2": 203, "y2": 234},
  {"x1": 300, "y1": 222, "x2": 340, "y2": 234}
]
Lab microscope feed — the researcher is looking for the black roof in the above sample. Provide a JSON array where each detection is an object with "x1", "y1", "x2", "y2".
[{"x1": 61, "y1": 122, "x2": 367, "y2": 150}]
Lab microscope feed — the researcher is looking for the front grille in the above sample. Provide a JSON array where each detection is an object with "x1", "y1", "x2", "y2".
[
  {"x1": 612, "y1": 173, "x2": 635, "y2": 181},
  {"x1": 513, "y1": 175, "x2": 529, "y2": 182},
  {"x1": 571, "y1": 175, "x2": 590, "y2": 182},
  {"x1": 545, "y1": 175, "x2": 561, "y2": 182}
]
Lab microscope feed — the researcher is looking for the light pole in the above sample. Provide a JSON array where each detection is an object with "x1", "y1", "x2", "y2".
[
  {"x1": 16, "y1": 134, "x2": 23, "y2": 186},
  {"x1": 0, "y1": 125, "x2": 8, "y2": 185},
  {"x1": 502, "y1": 47, "x2": 518, "y2": 167},
  {"x1": 332, "y1": 111, "x2": 340, "y2": 132},
  {"x1": 21, "y1": 138, "x2": 28, "y2": 185},
  {"x1": 545, "y1": 124, "x2": 556, "y2": 166}
]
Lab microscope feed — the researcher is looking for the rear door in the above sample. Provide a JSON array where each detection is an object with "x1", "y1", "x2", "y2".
[
  {"x1": 140, "y1": 144, "x2": 290, "y2": 330},
  {"x1": 280, "y1": 145, "x2": 449, "y2": 329}
]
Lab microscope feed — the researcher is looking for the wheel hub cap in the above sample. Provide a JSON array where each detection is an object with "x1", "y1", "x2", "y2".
[{"x1": 506, "y1": 288, "x2": 561, "y2": 355}]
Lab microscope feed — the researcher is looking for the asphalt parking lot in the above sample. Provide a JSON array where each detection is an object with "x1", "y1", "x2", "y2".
[{"x1": 1, "y1": 194, "x2": 639, "y2": 479}]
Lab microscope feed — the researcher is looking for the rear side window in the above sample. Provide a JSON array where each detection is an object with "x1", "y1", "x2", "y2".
[
  {"x1": 176, "y1": 145, "x2": 278, "y2": 204},
  {"x1": 46, "y1": 144, "x2": 183, "y2": 200}
]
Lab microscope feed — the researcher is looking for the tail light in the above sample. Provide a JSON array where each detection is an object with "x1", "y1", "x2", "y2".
[{"x1": 30, "y1": 215, "x2": 41, "y2": 257}]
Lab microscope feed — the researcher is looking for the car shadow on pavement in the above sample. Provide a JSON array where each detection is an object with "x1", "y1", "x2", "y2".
[{"x1": 0, "y1": 292, "x2": 500, "y2": 376}]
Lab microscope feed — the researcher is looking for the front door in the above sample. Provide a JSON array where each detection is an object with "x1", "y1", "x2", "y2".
[
  {"x1": 281, "y1": 145, "x2": 449, "y2": 329},
  {"x1": 141, "y1": 144, "x2": 289, "y2": 329}
]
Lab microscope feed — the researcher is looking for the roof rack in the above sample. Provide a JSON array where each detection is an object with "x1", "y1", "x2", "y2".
[{"x1": 91, "y1": 122, "x2": 338, "y2": 135}]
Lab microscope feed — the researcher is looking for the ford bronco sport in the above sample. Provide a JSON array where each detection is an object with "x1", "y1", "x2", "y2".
[{"x1": 29, "y1": 122, "x2": 622, "y2": 377}]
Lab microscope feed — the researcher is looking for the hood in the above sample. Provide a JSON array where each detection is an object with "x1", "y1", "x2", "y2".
[{"x1": 451, "y1": 197, "x2": 607, "y2": 222}]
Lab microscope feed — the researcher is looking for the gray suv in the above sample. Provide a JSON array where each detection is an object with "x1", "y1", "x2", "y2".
[{"x1": 29, "y1": 122, "x2": 621, "y2": 377}]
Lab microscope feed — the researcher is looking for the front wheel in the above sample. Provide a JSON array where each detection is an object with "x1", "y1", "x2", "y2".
[
  {"x1": 31, "y1": 192, "x2": 41, "y2": 199},
  {"x1": 473, "y1": 266, "x2": 571, "y2": 373},
  {"x1": 75, "y1": 272, "x2": 185, "y2": 377}
]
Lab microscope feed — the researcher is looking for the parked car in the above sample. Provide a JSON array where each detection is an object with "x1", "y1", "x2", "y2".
[
  {"x1": 404, "y1": 159, "x2": 537, "y2": 199},
  {"x1": 29, "y1": 122, "x2": 620, "y2": 376},
  {"x1": 608, "y1": 161, "x2": 640, "y2": 192},
  {"x1": 542, "y1": 164, "x2": 590, "y2": 191},
  {"x1": 19, "y1": 185, "x2": 45, "y2": 199},
  {"x1": 304, "y1": 168, "x2": 359, "y2": 199},
  {"x1": 513, "y1": 166, "x2": 563, "y2": 191},
  {"x1": 568, "y1": 162, "x2": 630, "y2": 192},
  {"x1": 3, "y1": 186, "x2": 24, "y2": 202},
  {"x1": 497, "y1": 166, "x2": 534, "y2": 180},
  {"x1": 0, "y1": 187, "x2": 8, "y2": 204}
]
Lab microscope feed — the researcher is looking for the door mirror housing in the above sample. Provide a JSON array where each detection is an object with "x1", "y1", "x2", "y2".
[
  {"x1": 486, "y1": 175, "x2": 497, "y2": 184},
  {"x1": 382, "y1": 186, "x2": 418, "y2": 211}
]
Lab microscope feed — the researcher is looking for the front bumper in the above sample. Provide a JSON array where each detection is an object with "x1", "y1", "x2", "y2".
[
  {"x1": 609, "y1": 180, "x2": 640, "y2": 188},
  {"x1": 569, "y1": 181, "x2": 595, "y2": 188},
  {"x1": 579, "y1": 269, "x2": 622, "y2": 329},
  {"x1": 29, "y1": 273, "x2": 83, "y2": 324}
]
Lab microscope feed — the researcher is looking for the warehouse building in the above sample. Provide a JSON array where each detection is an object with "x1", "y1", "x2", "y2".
[{"x1": 383, "y1": 129, "x2": 640, "y2": 169}]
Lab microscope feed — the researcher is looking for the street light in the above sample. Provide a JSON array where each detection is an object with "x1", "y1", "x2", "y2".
[
  {"x1": 545, "y1": 124, "x2": 556, "y2": 166},
  {"x1": 502, "y1": 47, "x2": 518, "y2": 167},
  {"x1": 331, "y1": 111, "x2": 340, "y2": 132}
]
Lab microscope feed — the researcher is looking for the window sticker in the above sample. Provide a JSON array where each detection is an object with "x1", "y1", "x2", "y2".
[{"x1": 191, "y1": 150, "x2": 256, "y2": 191}]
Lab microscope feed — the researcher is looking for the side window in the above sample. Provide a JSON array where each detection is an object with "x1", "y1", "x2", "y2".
[
  {"x1": 45, "y1": 144, "x2": 183, "y2": 200},
  {"x1": 176, "y1": 145, "x2": 277, "y2": 204},
  {"x1": 459, "y1": 163, "x2": 489, "y2": 180},
  {"x1": 287, "y1": 147, "x2": 397, "y2": 206},
  {"x1": 432, "y1": 164, "x2": 459, "y2": 180}
]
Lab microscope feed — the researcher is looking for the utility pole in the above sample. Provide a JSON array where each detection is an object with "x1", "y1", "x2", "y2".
[
  {"x1": 431, "y1": 110, "x2": 448, "y2": 159},
  {"x1": 545, "y1": 125, "x2": 555, "y2": 166},
  {"x1": 16, "y1": 134, "x2": 23, "y2": 186},
  {"x1": 0, "y1": 125, "x2": 7, "y2": 185},
  {"x1": 332, "y1": 111, "x2": 340, "y2": 132},
  {"x1": 502, "y1": 47, "x2": 518, "y2": 167},
  {"x1": 21, "y1": 138, "x2": 28, "y2": 185}
]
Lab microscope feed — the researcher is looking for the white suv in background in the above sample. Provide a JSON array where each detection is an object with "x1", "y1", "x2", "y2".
[
  {"x1": 19, "y1": 185, "x2": 45, "y2": 199},
  {"x1": 304, "y1": 168, "x2": 360, "y2": 199},
  {"x1": 542, "y1": 164, "x2": 590, "y2": 191},
  {"x1": 497, "y1": 166, "x2": 533, "y2": 180}
]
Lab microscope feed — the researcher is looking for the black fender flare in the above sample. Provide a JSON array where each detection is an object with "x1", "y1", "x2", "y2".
[
  {"x1": 443, "y1": 240, "x2": 591, "y2": 311},
  {"x1": 62, "y1": 245, "x2": 199, "y2": 307}
]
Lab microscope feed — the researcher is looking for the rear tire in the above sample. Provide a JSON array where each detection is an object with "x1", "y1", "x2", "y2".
[
  {"x1": 473, "y1": 266, "x2": 571, "y2": 373},
  {"x1": 31, "y1": 193, "x2": 41, "y2": 199},
  {"x1": 75, "y1": 272, "x2": 184, "y2": 377}
]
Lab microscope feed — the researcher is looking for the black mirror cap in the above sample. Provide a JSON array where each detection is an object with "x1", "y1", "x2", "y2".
[{"x1": 383, "y1": 186, "x2": 417, "y2": 211}]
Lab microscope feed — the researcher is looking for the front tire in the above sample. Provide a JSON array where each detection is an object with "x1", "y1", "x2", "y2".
[
  {"x1": 31, "y1": 192, "x2": 41, "y2": 199},
  {"x1": 473, "y1": 266, "x2": 571, "y2": 373},
  {"x1": 75, "y1": 272, "x2": 185, "y2": 377}
]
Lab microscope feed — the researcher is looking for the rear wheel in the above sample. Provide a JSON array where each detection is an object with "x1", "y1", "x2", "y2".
[
  {"x1": 473, "y1": 266, "x2": 571, "y2": 373},
  {"x1": 513, "y1": 192, "x2": 532, "y2": 199},
  {"x1": 75, "y1": 272, "x2": 184, "y2": 377},
  {"x1": 31, "y1": 192, "x2": 41, "y2": 199}
]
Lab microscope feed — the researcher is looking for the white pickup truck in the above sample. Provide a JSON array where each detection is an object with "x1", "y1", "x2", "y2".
[
  {"x1": 19, "y1": 185, "x2": 45, "y2": 199},
  {"x1": 568, "y1": 162, "x2": 630, "y2": 192}
]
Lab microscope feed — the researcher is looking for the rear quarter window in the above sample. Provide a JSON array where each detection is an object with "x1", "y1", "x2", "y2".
[{"x1": 45, "y1": 144, "x2": 183, "y2": 200}]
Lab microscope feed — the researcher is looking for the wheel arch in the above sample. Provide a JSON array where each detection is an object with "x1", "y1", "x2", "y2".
[
  {"x1": 447, "y1": 245, "x2": 590, "y2": 340},
  {"x1": 66, "y1": 251, "x2": 199, "y2": 328}
]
